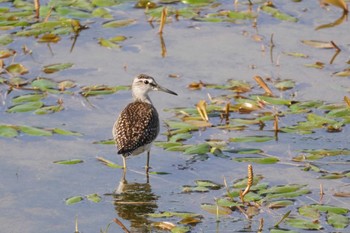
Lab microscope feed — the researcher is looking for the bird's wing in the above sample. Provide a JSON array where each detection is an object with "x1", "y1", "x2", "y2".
[{"x1": 113, "y1": 102, "x2": 159, "y2": 155}]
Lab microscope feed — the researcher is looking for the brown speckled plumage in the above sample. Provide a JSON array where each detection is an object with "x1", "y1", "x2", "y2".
[{"x1": 113, "y1": 101, "x2": 159, "y2": 156}]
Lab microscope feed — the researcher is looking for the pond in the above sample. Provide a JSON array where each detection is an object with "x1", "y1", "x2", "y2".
[{"x1": 0, "y1": 0, "x2": 349, "y2": 232}]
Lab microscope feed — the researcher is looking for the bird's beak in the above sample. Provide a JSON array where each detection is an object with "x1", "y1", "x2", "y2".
[{"x1": 156, "y1": 84, "x2": 178, "y2": 96}]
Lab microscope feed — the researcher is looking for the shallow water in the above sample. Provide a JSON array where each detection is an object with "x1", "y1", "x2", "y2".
[{"x1": 1, "y1": 0, "x2": 350, "y2": 232}]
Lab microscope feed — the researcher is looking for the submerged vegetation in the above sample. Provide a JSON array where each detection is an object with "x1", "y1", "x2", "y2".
[{"x1": 0, "y1": 0, "x2": 349, "y2": 232}]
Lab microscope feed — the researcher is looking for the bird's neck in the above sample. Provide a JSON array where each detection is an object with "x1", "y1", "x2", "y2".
[{"x1": 133, "y1": 94, "x2": 152, "y2": 104}]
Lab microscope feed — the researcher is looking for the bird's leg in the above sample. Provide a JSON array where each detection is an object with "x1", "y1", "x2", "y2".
[
  {"x1": 122, "y1": 155, "x2": 127, "y2": 170},
  {"x1": 122, "y1": 155, "x2": 127, "y2": 182},
  {"x1": 146, "y1": 150, "x2": 150, "y2": 173}
]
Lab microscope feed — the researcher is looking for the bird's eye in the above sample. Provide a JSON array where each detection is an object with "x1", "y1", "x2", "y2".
[{"x1": 144, "y1": 80, "x2": 149, "y2": 84}]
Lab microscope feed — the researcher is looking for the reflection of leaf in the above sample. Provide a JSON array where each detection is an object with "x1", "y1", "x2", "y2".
[{"x1": 315, "y1": 12, "x2": 347, "y2": 30}]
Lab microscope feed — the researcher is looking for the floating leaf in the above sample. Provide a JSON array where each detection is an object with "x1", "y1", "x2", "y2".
[
  {"x1": 86, "y1": 193, "x2": 102, "y2": 203},
  {"x1": 266, "y1": 189, "x2": 310, "y2": 199},
  {"x1": 37, "y1": 33, "x2": 61, "y2": 43},
  {"x1": 285, "y1": 218, "x2": 322, "y2": 230},
  {"x1": 298, "y1": 205, "x2": 320, "y2": 219},
  {"x1": 18, "y1": 125, "x2": 52, "y2": 136},
  {"x1": 5, "y1": 63, "x2": 29, "y2": 75},
  {"x1": 98, "y1": 37, "x2": 121, "y2": 49},
  {"x1": 0, "y1": 49, "x2": 15, "y2": 59},
  {"x1": 0, "y1": 125, "x2": 18, "y2": 138},
  {"x1": 53, "y1": 128, "x2": 82, "y2": 136},
  {"x1": 234, "y1": 156, "x2": 279, "y2": 164},
  {"x1": 274, "y1": 80, "x2": 295, "y2": 91},
  {"x1": 195, "y1": 180, "x2": 222, "y2": 189},
  {"x1": 229, "y1": 136, "x2": 274, "y2": 143},
  {"x1": 31, "y1": 78, "x2": 58, "y2": 90},
  {"x1": 201, "y1": 204, "x2": 232, "y2": 215},
  {"x1": 53, "y1": 159, "x2": 84, "y2": 165},
  {"x1": 80, "y1": 85, "x2": 128, "y2": 97},
  {"x1": 312, "y1": 204, "x2": 348, "y2": 214},
  {"x1": 253, "y1": 95, "x2": 292, "y2": 105},
  {"x1": 7, "y1": 101, "x2": 44, "y2": 113},
  {"x1": 42, "y1": 63, "x2": 74, "y2": 74},
  {"x1": 12, "y1": 93, "x2": 46, "y2": 104},
  {"x1": 58, "y1": 80, "x2": 76, "y2": 90},
  {"x1": 34, "y1": 105, "x2": 64, "y2": 115},
  {"x1": 102, "y1": 19, "x2": 135, "y2": 28},
  {"x1": 283, "y1": 52, "x2": 308, "y2": 58},
  {"x1": 184, "y1": 143, "x2": 210, "y2": 155},
  {"x1": 65, "y1": 196, "x2": 84, "y2": 205},
  {"x1": 327, "y1": 212, "x2": 349, "y2": 229},
  {"x1": 0, "y1": 34, "x2": 13, "y2": 46},
  {"x1": 322, "y1": 0, "x2": 348, "y2": 12},
  {"x1": 333, "y1": 68, "x2": 350, "y2": 77},
  {"x1": 96, "y1": 157, "x2": 123, "y2": 169},
  {"x1": 267, "y1": 200, "x2": 294, "y2": 209},
  {"x1": 147, "y1": 211, "x2": 201, "y2": 219},
  {"x1": 260, "y1": 4, "x2": 298, "y2": 22},
  {"x1": 92, "y1": 0, "x2": 120, "y2": 7},
  {"x1": 260, "y1": 184, "x2": 305, "y2": 195},
  {"x1": 301, "y1": 40, "x2": 334, "y2": 49}
]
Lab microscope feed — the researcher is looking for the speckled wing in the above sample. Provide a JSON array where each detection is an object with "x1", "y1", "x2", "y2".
[{"x1": 113, "y1": 101, "x2": 160, "y2": 156}]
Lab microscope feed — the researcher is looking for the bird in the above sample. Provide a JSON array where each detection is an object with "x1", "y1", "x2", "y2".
[{"x1": 113, "y1": 74, "x2": 177, "y2": 176}]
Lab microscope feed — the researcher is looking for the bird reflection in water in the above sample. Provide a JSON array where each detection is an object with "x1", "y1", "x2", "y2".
[{"x1": 112, "y1": 178, "x2": 159, "y2": 232}]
